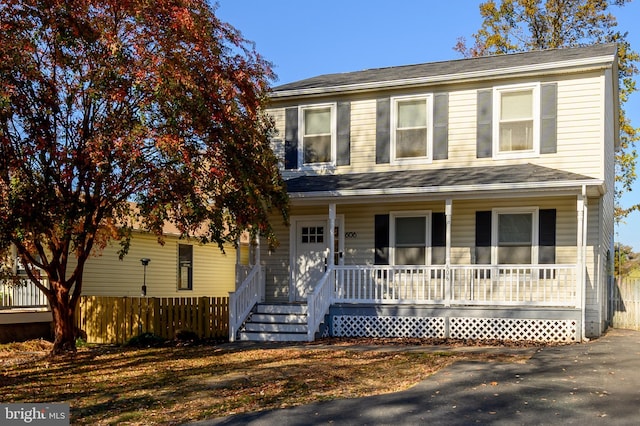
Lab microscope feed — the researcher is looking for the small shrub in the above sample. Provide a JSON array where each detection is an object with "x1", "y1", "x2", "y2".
[{"x1": 125, "y1": 333, "x2": 166, "y2": 348}]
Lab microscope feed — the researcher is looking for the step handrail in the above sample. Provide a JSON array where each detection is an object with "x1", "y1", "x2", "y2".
[
  {"x1": 229, "y1": 264, "x2": 263, "y2": 342},
  {"x1": 306, "y1": 267, "x2": 333, "y2": 342}
]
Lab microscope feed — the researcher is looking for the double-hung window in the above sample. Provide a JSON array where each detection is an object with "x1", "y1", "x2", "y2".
[
  {"x1": 494, "y1": 84, "x2": 540, "y2": 157},
  {"x1": 493, "y1": 208, "x2": 538, "y2": 265},
  {"x1": 391, "y1": 213, "x2": 430, "y2": 265},
  {"x1": 392, "y1": 95, "x2": 432, "y2": 163},
  {"x1": 301, "y1": 104, "x2": 335, "y2": 166}
]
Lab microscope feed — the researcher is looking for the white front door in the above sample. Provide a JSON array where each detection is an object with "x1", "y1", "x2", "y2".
[{"x1": 293, "y1": 220, "x2": 329, "y2": 301}]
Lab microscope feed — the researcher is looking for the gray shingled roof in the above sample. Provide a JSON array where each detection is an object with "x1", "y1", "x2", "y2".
[
  {"x1": 285, "y1": 164, "x2": 595, "y2": 195},
  {"x1": 272, "y1": 44, "x2": 617, "y2": 93}
]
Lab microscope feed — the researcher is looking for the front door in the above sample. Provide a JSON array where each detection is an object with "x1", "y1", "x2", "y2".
[{"x1": 293, "y1": 220, "x2": 329, "y2": 301}]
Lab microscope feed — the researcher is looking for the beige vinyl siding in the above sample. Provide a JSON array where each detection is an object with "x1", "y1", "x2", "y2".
[
  {"x1": 269, "y1": 71, "x2": 607, "y2": 180},
  {"x1": 81, "y1": 233, "x2": 236, "y2": 298},
  {"x1": 349, "y1": 99, "x2": 377, "y2": 169}
]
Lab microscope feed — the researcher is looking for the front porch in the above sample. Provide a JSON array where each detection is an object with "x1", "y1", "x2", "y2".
[{"x1": 230, "y1": 264, "x2": 581, "y2": 342}]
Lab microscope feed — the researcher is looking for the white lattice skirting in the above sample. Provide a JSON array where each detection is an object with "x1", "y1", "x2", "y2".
[{"x1": 332, "y1": 315, "x2": 578, "y2": 342}]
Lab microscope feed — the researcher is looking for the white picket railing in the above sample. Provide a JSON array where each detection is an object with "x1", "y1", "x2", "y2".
[
  {"x1": 229, "y1": 264, "x2": 264, "y2": 342},
  {"x1": 333, "y1": 265, "x2": 446, "y2": 304},
  {"x1": 0, "y1": 277, "x2": 49, "y2": 308},
  {"x1": 332, "y1": 264, "x2": 578, "y2": 307},
  {"x1": 307, "y1": 269, "x2": 333, "y2": 341},
  {"x1": 450, "y1": 265, "x2": 577, "y2": 306}
]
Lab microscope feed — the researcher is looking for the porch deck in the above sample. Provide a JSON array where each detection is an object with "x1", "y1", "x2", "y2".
[{"x1": 230, "y1": 264, "x2": 581, "y2": 342}]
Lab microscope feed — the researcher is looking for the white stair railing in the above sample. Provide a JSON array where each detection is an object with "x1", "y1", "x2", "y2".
[
  {"x1": 229, "y1": 264, "x2": 264, "y2": 342},
  {"x1": 306, "y1": 268, "x2": 334, "y2": 342}
]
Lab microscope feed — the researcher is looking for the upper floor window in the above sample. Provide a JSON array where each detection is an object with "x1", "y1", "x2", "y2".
[
  {"x1": 391, "y1": 95, "x2": 432, "y2": 163},
  {"x1": 493, "y1": 84, "x2": 540, "y2": 158},
  {"x1": 301, "y1": 104, "x2": 336, "y2": 167}
]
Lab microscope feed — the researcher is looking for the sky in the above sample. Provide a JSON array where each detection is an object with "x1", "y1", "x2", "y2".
[{"x1": 216, "y1": 0, "x2": 640, "y2": 250}]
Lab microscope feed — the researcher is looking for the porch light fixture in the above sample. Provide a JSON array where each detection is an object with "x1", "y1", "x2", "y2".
[{"x1": 140, "y1": 258, "x2": 150, "y2": 296}]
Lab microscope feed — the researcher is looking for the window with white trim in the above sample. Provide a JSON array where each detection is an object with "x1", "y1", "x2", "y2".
[
  {"x1": 494, "y1": 84, "x2": 540, "y2": 157},
  {"x1": 392, "y1": 95, "x2": 432, "y2": 163},
  {"x1": 300, "y1": 104, "x2": 335, "y2": 166},
  {"x1": 493, "y1": 208, "x2": 539, "y2": 265},
  {"x1": 391, "y1": 212, "x2": 431, "y2": 265}
]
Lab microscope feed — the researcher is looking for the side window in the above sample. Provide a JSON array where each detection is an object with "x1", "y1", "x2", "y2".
[
  {"x1": 178, "y1": 244, "x2": 193, "y2": 290},
  {"x1": 391, "y1": 95, "x2": 432, "y2": 163},
  {"x1": 301, "y1": 104, "x2": 335, "y2": 166},
  {"x1": 493, "y1": 84, "x2": 540, "y2": 158}
]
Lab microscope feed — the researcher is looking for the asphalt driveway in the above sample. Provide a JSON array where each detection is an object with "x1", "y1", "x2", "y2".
[{"x1": 192, "y1": 328, "x2": 640, "y2": 425}]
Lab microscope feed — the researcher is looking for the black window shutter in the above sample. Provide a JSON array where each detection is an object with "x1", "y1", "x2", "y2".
[
  {"x1": 475, "y1": 211, "x2": 492, "y2": 264},
  {"x1": 476, "y1": 89, "x2": 493, "y2": 158},
  {"x1": 539, "y1": 209, "x2": 556, "y2": 264},
  {"x1": 374, "y1": 214, "x2": 390, "y2": 265},
  {"x1": 337, "y1": 101, "x2": 351, "y2": 166},
  {"x1": 433, "y1": 93, "x2": 449, "y2": 160},
  {"x1": 376, "y1": 98, "x2": 390, "y2": 164},
  {"x1": 284, "y1": 107, "x2": 298, "y2": 169},
  {"x1": 540, "y1": 83, "x2": 558, "y2": 154},
  {"x1": 432, "y1": 212, "x2": 446, "y2": 247}
]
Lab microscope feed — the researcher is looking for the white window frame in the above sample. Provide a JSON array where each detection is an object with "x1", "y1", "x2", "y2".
[
  {"x1": 491, "y1": 207, "x2": 539, "y2": 265},
  {"x1": 492, "y1": 83, "x2": 540, "y2": 159},
  {"x1": 390, "y1": 211, "x2": 432, "y2": 266},
  {"x1": 298, "y1": 103, "x2": 337, "y2": 169},
  {"x1": 391, "y1": 94, "x2": 433, "y2": 164}
]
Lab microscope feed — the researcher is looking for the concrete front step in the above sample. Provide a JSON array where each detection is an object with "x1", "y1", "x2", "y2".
[
  {"x1": 237, "y1": 331, "x2": 309, "y2": 342},
  {"x1": 255, "y1": 303, "x2": 308, "y2": 315},
  {"x1": 244, "y1": 322, "x2": 308, "y2": 333},
  {"x1": 237, "y1": 303, "x2": 310, "y2": 342},
  {"x1": 249, "y1": 313, "x2": 308, "y2": 324}
]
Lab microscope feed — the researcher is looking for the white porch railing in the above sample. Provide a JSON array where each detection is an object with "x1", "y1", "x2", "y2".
[
  {"x1": 333, "y1": 264, "x2": 578, "y2": 307},
  {"x1": 229, "y1": 264, "x2": 264, "y2": 342},
  {"x1": 307, "y1": 269, "x2": 333, "y2": 341},
  {"x1": 0, "y1": 277, "x2": 49, "y2": 309},
  {"x1": 450, "y1": 265, "x2": 577, "y2": 306}
]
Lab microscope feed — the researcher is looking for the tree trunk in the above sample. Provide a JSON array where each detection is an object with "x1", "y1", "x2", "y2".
[{"x1": 49, "y1": 284, "x2": 77, "y2": 355}]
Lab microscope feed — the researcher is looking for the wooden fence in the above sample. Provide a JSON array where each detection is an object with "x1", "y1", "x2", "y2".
[
  {"x1": 610, "y1": 278, "x2": 640, "y2": 330},
  {"x1": 75, "y1": 296, "x2": 229, "y2": 344}
]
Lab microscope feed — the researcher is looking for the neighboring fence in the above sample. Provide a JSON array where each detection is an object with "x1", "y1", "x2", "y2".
[
  {"x1": 75, "y1": 296, "x2": 229, "y2": 344},
  {"x1": 610, "y1": 278, "x2": 640, "y2": 330}
]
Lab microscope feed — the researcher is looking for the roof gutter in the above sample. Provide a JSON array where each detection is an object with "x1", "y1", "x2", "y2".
[
  {"x1": 288, "y1": 179, "x2": 605, "y2": 201},
  {"x1": 270, "y1": 56, "x2": 615, "y2": 99}
]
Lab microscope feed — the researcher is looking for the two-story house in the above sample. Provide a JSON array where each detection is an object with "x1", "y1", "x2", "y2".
[{"x1": 230, "y1": 44, "x2": 618, "y2": 343}]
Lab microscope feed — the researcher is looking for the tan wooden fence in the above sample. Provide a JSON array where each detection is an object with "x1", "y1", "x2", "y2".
[
  {"x1": 75, "y1": 296, "x2": 229, "y2": 344},
  {"x1": 610, "y1": 278, "x2": 640, "y2": 330}
]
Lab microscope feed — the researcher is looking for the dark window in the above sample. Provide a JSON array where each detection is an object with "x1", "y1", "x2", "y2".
[{"x1": 178, "y1": 244, "x2": 193, "y2": 290}]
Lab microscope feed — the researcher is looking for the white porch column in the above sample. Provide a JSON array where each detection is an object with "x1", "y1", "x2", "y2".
[
  {"x1": 328, "y1": 203, "x2": 336, "y2": 268},
  {"x1": 445, "y1": 199, "x2": 452, "y2": 307},
  {"x1": 577, "y1": 188, "x2": 587, "y2": 340}
]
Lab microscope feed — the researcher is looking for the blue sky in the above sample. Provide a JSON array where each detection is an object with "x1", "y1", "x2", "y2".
[{"x1": 216, "y1": 0, "x2": 640, "y2": 250}]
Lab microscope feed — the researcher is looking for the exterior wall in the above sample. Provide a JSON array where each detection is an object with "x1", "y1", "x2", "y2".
[
  {"x1": 270, "y1": 71, "x2": 606, "y2": 181},
  {"x1": 81, "y1": 232, "x2": 237, "y2": 298}
]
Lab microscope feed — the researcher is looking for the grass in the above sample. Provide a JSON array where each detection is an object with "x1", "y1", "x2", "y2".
[{"x1": 0, "y1": 338, "x2": 535, "y2": 425}]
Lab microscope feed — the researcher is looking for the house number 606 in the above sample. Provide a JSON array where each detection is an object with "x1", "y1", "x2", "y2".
[{"x1": 345, "y1": 232, "x2": 357, "y2": 238}]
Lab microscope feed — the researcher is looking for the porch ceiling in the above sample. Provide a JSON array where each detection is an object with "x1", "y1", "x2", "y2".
[{"x1": 286, "y1": 164, "x2": 603, "y2": 202}]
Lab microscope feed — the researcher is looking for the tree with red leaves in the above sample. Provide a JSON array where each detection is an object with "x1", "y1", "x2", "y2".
[{"x1": 0, "y1": 0, "x2": 289, "y2": 354}]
